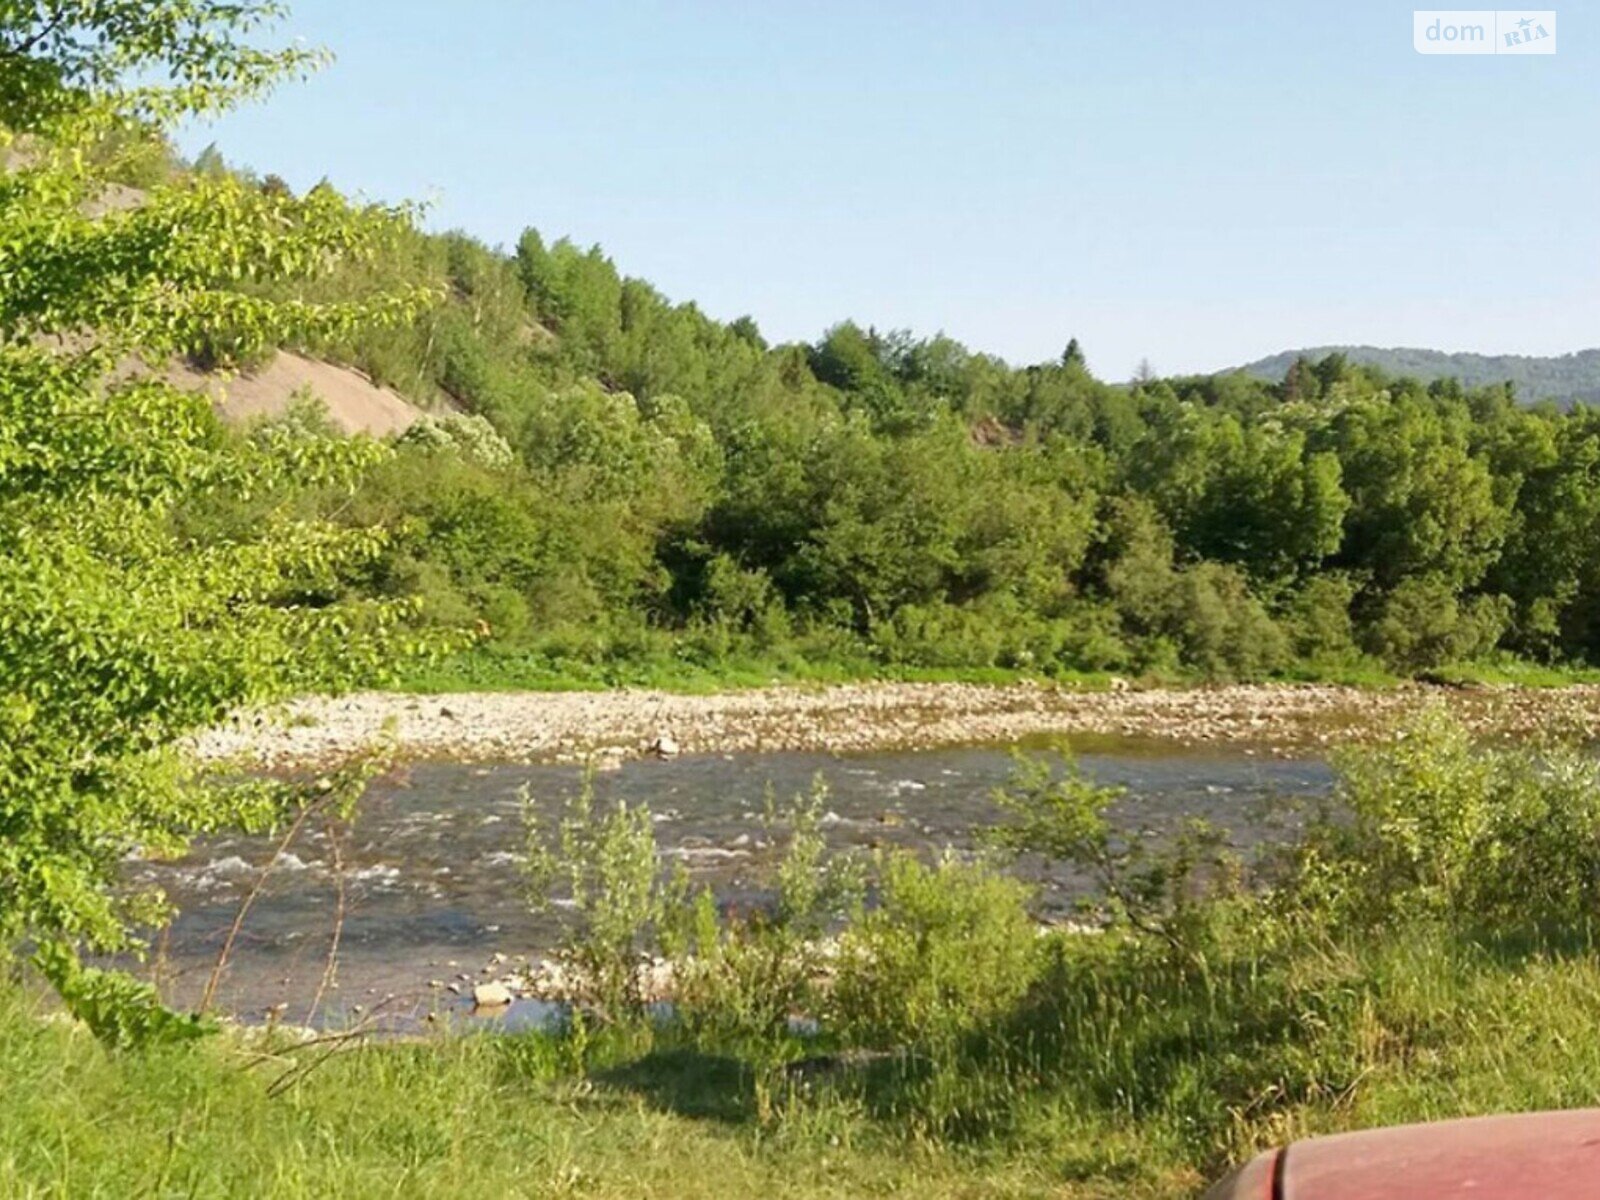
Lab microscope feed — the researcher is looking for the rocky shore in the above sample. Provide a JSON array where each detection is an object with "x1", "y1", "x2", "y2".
[{"x1": 190, "y1": 680, "x2": 1600, "y2": 769}]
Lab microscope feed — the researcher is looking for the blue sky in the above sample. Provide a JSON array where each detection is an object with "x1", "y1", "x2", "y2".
[{"x1": 176, "y1": 1, "x2": 1599, "y2": 378}]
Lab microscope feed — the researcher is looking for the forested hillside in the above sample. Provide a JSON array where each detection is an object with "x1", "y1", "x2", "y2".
[
  {"x1": 156, "y1": 147, "x2": 1600, "y2": 686},
  {"x1": 31, "y1": 135, "x2": 1600, "y2": 686},
  {"x1": 1238, "y1": 345, "x2": 1600, "y2": 407}
]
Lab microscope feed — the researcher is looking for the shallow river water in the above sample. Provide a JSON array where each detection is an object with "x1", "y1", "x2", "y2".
[{"x1": 127, "y1": 741, "x2": 1333, "y2": 1025}]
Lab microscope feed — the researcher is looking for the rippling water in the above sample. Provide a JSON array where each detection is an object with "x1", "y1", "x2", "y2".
[{"x1": 124, "y1": 742, "x2": 1332, "y2": 1024}]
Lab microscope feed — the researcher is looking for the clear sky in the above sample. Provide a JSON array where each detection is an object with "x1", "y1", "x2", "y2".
[{"x1": 175, "y1": 1, "x2": 1599, "y2": 379}]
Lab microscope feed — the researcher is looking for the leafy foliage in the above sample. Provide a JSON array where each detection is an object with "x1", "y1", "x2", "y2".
[
  {"x1": 662, "y1": 787, "x2": 863, "y2": 1049},
  {"x1": 1290, "y1": 710, "x2": 1600, "y2": 931},
  {"x1": 986, "y1": 747, "x2": 1234, "y2": 956},
  {"x1": 0, "y1": 1, "x2": 429, "y2": 1036},
  {"x1": 830, "y1": 851, "x2": 1038, "y2": 1049},
  {"x1": 32, "y1": 940, "x2": 212, "y2": 1050},
  {"x1": 109, "y1": 113, "x2": 1600, "y2": 686},
  {"x1": 523, "y1": 774, "x2": 665, "y2": 1020},
  {"x1": 525, "y1": 776, "x2": 864, "y2": 1037}
]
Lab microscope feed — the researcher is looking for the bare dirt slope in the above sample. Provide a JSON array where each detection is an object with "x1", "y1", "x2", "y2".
[
  {"x1": 167, "y1": 351, "x2": 426, "y2": 437},
  {"x1": 5, "y1": 152, "x2": 429, "y2": 438}
]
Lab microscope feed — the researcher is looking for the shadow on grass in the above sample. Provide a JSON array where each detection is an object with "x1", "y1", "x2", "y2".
[
  {"x1": 1469, "y1": 923, "x2": 1600, "y2": 965},
  {"x1": 592, "y1": 1043, "x2": 941, "y2": 1130},
  {"x1": 592, "y1": 1048, "x2": 759, "y2": 1124}
]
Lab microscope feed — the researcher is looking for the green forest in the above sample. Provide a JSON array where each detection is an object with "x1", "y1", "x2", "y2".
[{"x1": 45, "y1": 138, "x2": 1591, "y2": 693}]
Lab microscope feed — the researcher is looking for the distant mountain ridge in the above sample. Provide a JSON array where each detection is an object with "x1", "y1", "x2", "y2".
[{"x1": 1233, "y1": 346, "x2": 1600, "y2": 407}]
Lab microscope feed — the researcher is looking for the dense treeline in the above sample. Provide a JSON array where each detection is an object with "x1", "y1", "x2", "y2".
[{"x1": 153, "y1": 149, "x2": 1600, "y2": 683}]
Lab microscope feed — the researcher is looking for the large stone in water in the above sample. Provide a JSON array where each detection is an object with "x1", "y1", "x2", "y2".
[{"x1": 473, "y1": 981, "x2": 513, "y2": 1008}]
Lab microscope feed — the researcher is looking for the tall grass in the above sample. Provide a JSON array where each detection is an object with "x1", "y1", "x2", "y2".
[{"x1": 10, "y1": 925, "x2": 1600, "y2": 1198}]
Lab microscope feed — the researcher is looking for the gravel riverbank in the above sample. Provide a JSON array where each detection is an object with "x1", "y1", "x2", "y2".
[{"x1": 190, "y1": 681, "x2": 1600, "y2": 768}]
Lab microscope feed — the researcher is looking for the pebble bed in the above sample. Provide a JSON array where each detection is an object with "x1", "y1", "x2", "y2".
[{"x1": 190, "y1": 680, "x2": 1600, "y2": 769}]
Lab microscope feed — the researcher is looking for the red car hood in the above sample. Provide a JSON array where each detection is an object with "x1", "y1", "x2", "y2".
[{"x1": 1207, "y1": 1108, "x2": 1600, "y2": 1199}]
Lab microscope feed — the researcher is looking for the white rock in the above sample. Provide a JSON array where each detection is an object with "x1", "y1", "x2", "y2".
[{"x1": 473, "y1": 981, "x2": 513, "y2": 1008}]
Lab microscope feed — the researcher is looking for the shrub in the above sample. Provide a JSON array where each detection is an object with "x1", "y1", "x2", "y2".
[
  {"x1": 1289, "y1": 708, "x2": 1600, "y2": 933},
  {"x1": 396, "y1": 412, "x2": 516, "y2": 469},
  {"x1": 695, "y1": 553, "x2": 791, "y2": 645},
  {"x1": 1167, "y1": 561, "x2": 1289, "y2": 679},
  {"x1": 1048, "y1": 602, "x2": 1133, "y2": 673},
  {"x1": 870, "y1": 600, "x2": 1010, "y2": 669},
  {"x1": 524, "y1": 775, "x2": 665, "y2": 1019},
  {"x1": 662, "y1": 787, "x2": 863, "y2": 1048},
  {"x1": 1286, "y1": 574, "x2": 1361, "y2": 662},
  {"x1": 245, "y1": 388, "x2": 343, "y2": 443},
  {"x1": 526, "y1": 776, "x2": 863, "y2": 1037},
  {"x1": 1365, "y1": 576, "x2": 1512, "y2": 670},
  {"x1": 830, "y1": 852, "x2": 1039, "y2": 1049},
  {"x1": 985, "y1": 748, "x2": 1235, "y2": 959}
]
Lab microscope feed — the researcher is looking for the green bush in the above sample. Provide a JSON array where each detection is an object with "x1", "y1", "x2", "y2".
[
  {"x1": 870, "y1": 600, "x2": 1012, "y2": 669},
  {"x1": 830, "y1": 852, "x2": 1040, "y2": 1049},
  {"x1": 1286, "y1": 573, "x2": 1361, "y2": 662},
  {"x1": 1167, "y1": 561, "x2": 1289, "y2": 679},
  {"x1": 524, "y1": 775, "x2": 665, "y2": 1019},
  {"x1": 1289, "y1": 708, "x2": 1600, "y2": 932},
  {"x1": 0, "y1": 1, "x2": 429, "y2": 1039},
  {"x1": 396, "y1": 412, "x2": 516, "y2": 469},
  {"x1": 662, "y1": 789, "x2": 863, "y2": 1049},
  {"x1": 985, "y1": 747, "x2": 1236, "y2": 960},
  {"x1": 1366, "y1": 576, "x2": 1513, "y2": 670}
]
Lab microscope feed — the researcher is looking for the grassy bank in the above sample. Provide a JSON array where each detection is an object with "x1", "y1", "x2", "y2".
[
  {"x1": 391, "y1": 643, "x2": 1065, "y2": 695},
  {"x1": 0, "y1": 992, "x2": 1029, "y2": 1198},
  {"x1": 8, "y1": 925, "x2": 1600, "y2": 1198},
  {"x1": 391, "y1": 643, "x2": 1600, "y2": 696}
]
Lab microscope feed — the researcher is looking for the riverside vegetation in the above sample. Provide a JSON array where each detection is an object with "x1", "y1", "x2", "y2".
[
  {"x1": 8, "y1": 4, "x2": 1600, "y2": 1198},
  {"x1": 11, "y1": 715, "x2": 1600, "y2": 1197}
]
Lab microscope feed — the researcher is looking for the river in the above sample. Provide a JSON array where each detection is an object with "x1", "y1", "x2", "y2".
[{"x1": 126, "y1": 741, "x2": 1333, "y2": 1027}]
